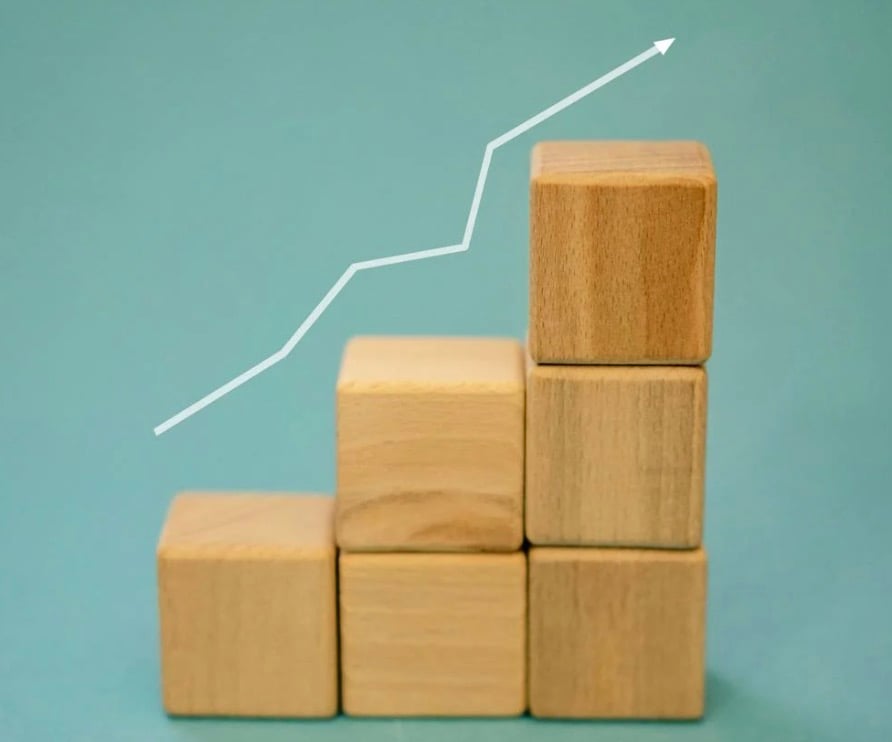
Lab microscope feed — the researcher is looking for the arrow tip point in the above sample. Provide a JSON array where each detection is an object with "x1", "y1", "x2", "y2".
[{"x1": 654, "y1": 37, "x2": 675, "y2": 55}]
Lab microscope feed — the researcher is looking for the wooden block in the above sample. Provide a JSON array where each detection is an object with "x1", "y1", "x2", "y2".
[
  {"x1": 529, "y1": 547, "x2": 707, "y2": 719},
  {"x1": 529, "y1": 140, "x2": 716, "y2": 364},
  {"x1": 339, "y1": 552, "x2": 526, "y2": 716},
  {"x1": 336, "y1": 336, "x2": 525, "y2": 551},
  {"x1": 526, "y1": 364, "x2": 706, "y2": 547},
  {"x1": 157, "y1": 493, "x2": 338, "y2": 717}
]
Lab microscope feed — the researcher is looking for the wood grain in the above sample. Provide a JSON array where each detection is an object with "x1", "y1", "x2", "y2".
[
  {"x1": 336, "y1": 336, "x2": 525, "y2": 551},
  {"x1": 339, "y1": 552, "x2": 527, "y2": 716},
  {"x1": 529, "y1": 140, "x2": 716, "y2": 364},
  {"x1": 157, "y1": 493, "x2": 338, "y2": 717},
  {"x1": 526, "y1": 363, "x2": 706, "y2": 548},
  {"x1": 529, "y1": 546, "x2": 707, "y2": 719}
]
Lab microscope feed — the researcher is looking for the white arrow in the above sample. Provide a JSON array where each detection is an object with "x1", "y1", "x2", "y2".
[
  {"x1": 654, "y1": 38, "x2": 675, "y2": 55},
  {"x1": 154, "y1": 38, "x2": 676, "y2": 436}
]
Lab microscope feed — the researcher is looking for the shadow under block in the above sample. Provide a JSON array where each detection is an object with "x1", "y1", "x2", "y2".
[
  {"x1": 529, "y1": 547, "x2": 707, "y2": 719},
  {"x1": 526, "y1": 364, "x2": 706, "y2": 547},
  {"x1": 529, "y1": 140, "x2": 716, "y2": 364},
  {"x1": 339, "y1": 552, "x2": 526, "y2": 716},
  {"x1": 336, "y1": 336, "x2": 525, "y2": 551},
  {"x1": 157, "y1": 493, "x2": 338, "y2": 717}
]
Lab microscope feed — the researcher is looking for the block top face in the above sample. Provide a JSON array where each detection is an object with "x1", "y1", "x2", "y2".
[
  {"x1": 531, "y1": 140, "x2": 714, "y2": 183},
  {"x1": 338, "y1": 336, "x2": 524, "y2": 392},
  {"x1": 531, "y1": 546, "x2": 706, "y2": 567},
  {"x1": 158, "y1": 493, "x2": 334, "y2": 558},
  {"x1": 529, "y1": 363, "x2": 703, "y2": 384}
]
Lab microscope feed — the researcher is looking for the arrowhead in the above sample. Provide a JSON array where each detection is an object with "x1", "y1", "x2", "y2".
[{"x1": 653, "y1": 38, "x2": 675, "y2": 55}]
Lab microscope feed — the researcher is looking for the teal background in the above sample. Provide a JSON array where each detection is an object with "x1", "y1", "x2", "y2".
[{"x1": 1, "y1": 1, "x2": 890, "y2": 740}]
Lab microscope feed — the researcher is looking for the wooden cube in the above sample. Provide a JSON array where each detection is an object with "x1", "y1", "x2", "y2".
[
  {"x1": 339, "y1": 552, "x2": 526, "y2": 716},
  {"x1": 529, "y1": 547, "x2": 707, "y2": 719},
  {"x1": 526, "y1": 364, "x2": 706, "y2": 548},
  {"x1": 529, "y1": 140, "x2": 716, "y2": 364},
  {"x1": 157, "y1": 493, "x2": 338, "y2": 717},
  {"x1": 336, "y1": 336, "x2": 525, "y2": 551}
]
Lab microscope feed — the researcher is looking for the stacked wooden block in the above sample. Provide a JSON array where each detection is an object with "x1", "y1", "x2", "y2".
[
  {"x1": 155, "y1": 139, "x2": 717, "y2": 721},
  {"x1": 336, "y1": 336, "x2": 527, "y2": 716},
  {"x1": 526, "y1": 141, "x2": 716, "y2": 718},
  {"x1": 157, "y1": 493, "x2": 338, "y2": 717}
]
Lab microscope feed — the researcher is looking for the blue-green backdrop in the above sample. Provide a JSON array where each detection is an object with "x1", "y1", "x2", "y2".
[{"x1": 1, "y1": 1, "x2": 890, "y2": 740}]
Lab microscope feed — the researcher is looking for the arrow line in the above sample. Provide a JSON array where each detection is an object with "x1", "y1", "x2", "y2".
[{"x1": 154, "y1": 38, "x2": 675, "y2": 436}]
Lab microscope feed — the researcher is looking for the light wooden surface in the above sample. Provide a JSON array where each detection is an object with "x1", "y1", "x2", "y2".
[
  {"x1": 529, "y1": 140, "x2": 716, "y2": 364},
  {"x1": 526, "y1": 364, "x2": 706, "y2": 548},
  {"x1": 339, "y1": 552, "x2": 527, "y2": 716},
  {"x1": 529, "y1": 547, "x2": 707, "y2": 719},
  {"x1": 336, "y1": 336, "x2": 525, "y2": 551},
  {"x1": 157, "y1": 493, "x2": 338, "y2": 717}
]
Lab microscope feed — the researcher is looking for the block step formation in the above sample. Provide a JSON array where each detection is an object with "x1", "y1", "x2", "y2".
[
  {"x1": 527, "y1": 140, "x2": 716, "y2": 719},
  {"x1": 154, "y1": 138, "x2": 717, "y2": 721},
  {"x1": 336, "y1": 336, "x2": 527, "y2": 716}
]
